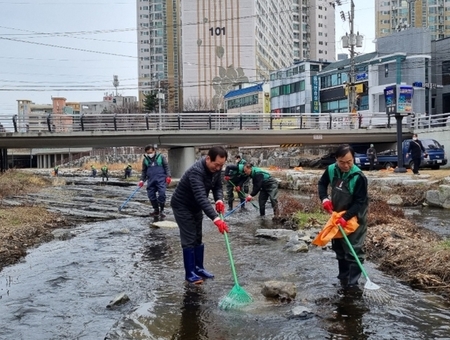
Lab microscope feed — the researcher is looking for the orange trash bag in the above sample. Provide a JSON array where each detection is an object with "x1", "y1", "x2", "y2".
[{"x1": 312, "y1": 211, "x2": 359, "y2": 247}]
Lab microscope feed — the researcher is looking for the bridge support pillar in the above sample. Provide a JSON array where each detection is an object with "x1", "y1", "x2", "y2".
[{"x1": 168, "y1": 147, "x2": 196, "y2": 179}]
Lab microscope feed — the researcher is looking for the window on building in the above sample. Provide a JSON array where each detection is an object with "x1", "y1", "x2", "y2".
[{"x1": 442, "y1": 60, "x2": 450, "y2": 85}]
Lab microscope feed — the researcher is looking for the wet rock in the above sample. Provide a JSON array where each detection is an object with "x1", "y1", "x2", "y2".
[
  {"x1": 287, "y1": 306, "x2": 315, "y2": 320},
  {"x1": 255, "y1": 229, "x2": 296, "y2": 241},
  {"x1": 426, "y1": 185, "x2": 450, "y2": 209},
  {"x1": 151, "y1": 220, "x2": 178, "y2": 228},
  {"x1": 387, "y1": 194, "x2": 403, "y2": 206},
  {"x1": 261, "y1": 281, "x2": 297, "y2": 302},
  {"x1": 51, "y1": 229, "x2": 75, "y2": 240},
  {"x1": 106, "y1": 293, "x2": 130, "y2": 309}
]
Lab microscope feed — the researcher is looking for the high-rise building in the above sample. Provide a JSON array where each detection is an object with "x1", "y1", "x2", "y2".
[
  {"x1": 137, "y1": 0, "x2": 336, "y2": 112},
  {"x1": 376, "y1": 0, "x2": 450, "y2": 40},
  {"x1": 295, "y1": 0, "x2": 336, "y2": 62},
  {"x1": 136, "y1": 0, "x2": 182, "y2": 113}
]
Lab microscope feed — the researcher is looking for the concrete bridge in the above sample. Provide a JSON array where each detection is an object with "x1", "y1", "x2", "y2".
[{"x1": 1, "y1": 111, "x2": 449, "y2": 176}]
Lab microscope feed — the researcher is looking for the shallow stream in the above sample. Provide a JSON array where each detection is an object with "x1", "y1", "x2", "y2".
[{"x1": 1, "y1": 189, "x2": 450, "y2": 339}]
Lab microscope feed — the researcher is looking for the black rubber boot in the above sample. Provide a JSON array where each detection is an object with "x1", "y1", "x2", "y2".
[
  {"x1": 260, "y1": 207, "x2": 265, "y2": 217},
  {"x1": 228, "y1": 201, "x2": 233, "y2": 211},
  {"x1": 150, "y1": 200, "x2": 159, "y2": 217},
  {"x1": 159, "y1": 202, "x2": 166, "y2": 218},
  {"x1": 194, "y1": 244, "x2": 214, "y2": 279},
  {"x1": 347, "y1": 263, "x2": 362, "y2": 288},
  {"x1": 182, "y1": 248, "x2": 203, "y2": 284},
  {"x1": 337, "y1": 259, "x2": 350, "y2": 287}
]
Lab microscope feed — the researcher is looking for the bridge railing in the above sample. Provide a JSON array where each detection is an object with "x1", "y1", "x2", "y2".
[
  {"x1": 410, "y1": 112, "x2": 450, "y2": 130},
  {"x1": 3, "y1": 111, "x2": 413, "y2": 133}
]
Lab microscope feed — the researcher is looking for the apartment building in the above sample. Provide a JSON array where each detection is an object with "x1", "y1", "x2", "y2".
[
  {"x1": 376, "y1": 0, "x2": 450, "y2": 40},
  {"x1": 295, "y1": 0, "x2": 336, "y2": 62},
  {"x1": 137, "y1": 0, "x2": 336, "y2": 112},
  {"x1": 136, "y1": 0, "x2": 182, "y2": 112}
]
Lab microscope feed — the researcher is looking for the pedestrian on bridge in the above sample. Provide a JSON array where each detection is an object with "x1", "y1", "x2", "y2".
[
  {"x1": 318, "y1": 144, "x2": 368, "y2": 292},
  {"x1": 366, "y1": 144, "x2": 377, "y2": 171},
  {"x1": 223, "y1": 155, "x2": 250, "y2": 211},
  {"x1": 170, "y1": 146, "x2": 229, "y2": 284},
  {"x1": 243, "y1": 163, "x2": 279, "y2": 217},
  {"x1": 101, "y1": 165, "x2": 109, "y2": 182},
  {"x1": 406, "y1": 133, "x2": 427, "y2": 175},
  {"x1": 138, "y1": 145, "x2": 171, "y2": 218}
]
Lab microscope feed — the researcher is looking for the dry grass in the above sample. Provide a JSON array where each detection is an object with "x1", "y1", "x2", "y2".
[
  {"x1": 81, "y1": 161, "x2": 142, "y2": 172},
  {"x1": 0, "y1": 169, "x2": 50, "y2": 199}
]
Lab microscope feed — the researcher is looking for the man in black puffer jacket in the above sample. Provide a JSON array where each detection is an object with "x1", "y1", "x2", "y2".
[{"x1": 171, "y1": 146, "x2": 229, "y2": 284}]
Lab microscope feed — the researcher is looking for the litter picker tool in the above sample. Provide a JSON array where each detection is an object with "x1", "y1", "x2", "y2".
[
  {"x1": 218, "y1": 213, "x2": 253, "y2": 310},
  {"x1": 229, "y1": 180, "x2": 259, "y2": 210},
  {"x1": 118, "y1": 186, "x2": 141, "y2": 211},
  {"x1": 338, "y1": 224, "x2": 391, "y2": 304}
]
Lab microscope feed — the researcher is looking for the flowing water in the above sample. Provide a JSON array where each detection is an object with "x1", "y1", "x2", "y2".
[{"x1": 1, "y1": 196, "x2": 450, "y2": 339}]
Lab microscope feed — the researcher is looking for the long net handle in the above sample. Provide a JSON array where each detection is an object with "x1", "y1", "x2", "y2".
[
  {"x1": 119, "y1": 186, "x2": 141, "y2": 210},
  {"x1": 338, "y1": 224, "x2": 370, "y2": 280},
  {"x1": 219, "y1": 213, "x2": 240, "y2": 285},
  {"x1": 224, "y1": 200, "x2": 246, "y2": 218},
  {"x1": 229, "y1": 179, "x2": 259, "y2": 209}
]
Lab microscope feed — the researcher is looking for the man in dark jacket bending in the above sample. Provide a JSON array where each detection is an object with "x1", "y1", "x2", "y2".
[
  {"x1": 243, "y1": 163, "x2": 279, "y2": 217},
  {"x1": 170, "y1": 146, "x2": 229, "y2": 284}
]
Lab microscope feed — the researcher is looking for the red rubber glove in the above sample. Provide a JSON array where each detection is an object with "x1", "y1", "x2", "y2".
[
  {"x1": 215, "y1": 200, "x2": 225, "y2": 214},
  {"x1": 337, "y1": 217, "x2": 347, "y2": 228},
  {"x1": 224, "y1": 176, "x2": 231, "y2": 181},
  {"x1": 322, "y1": 198, "x2": 333, "y2": 214},
  {"x1": 245, "y1": 195, "x2": 252, "y2": 202},
  {"x1": 166, "y1": 177, "x2": 171, "y2": 185},
  {"x1": 138, "y1": 181, "x2": 144, "y2": 188},
  {"x1": 234, "y1": 186, "x2": 241, "y2": 192},
  {"x1": 214, "y1": 218, "x2": 229, "y2": 234}
]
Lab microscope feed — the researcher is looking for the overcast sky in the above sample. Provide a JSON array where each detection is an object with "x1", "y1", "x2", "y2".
[{"x1": 0, "y1": 0, "x2": 374, "y2": 124}]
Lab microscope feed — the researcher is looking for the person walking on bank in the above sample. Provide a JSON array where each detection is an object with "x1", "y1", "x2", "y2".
[
  {"x1": 124, "y1": 164, "x2": 132, "y2": 179},
  {"x1": 91, "y1": 165, "x2": 97, "y2": 178},
  {"x1": 318, "y1": 144, "x2": 369, "y2": 291},
  {"x1": 223, "y1": 155, "x2": 250, "y2": 211},
  {"x1": 406, "y1": 133, "x2": 427, "y2": 175},
  {"x1": 101, "y1": 165, "x2": 109, "y2": 182},
  {"x1": 54, "y1": 165, "x2": 59, "y2": 177},
  {"x1": 170, "y1": 146, "x2": 229, "y2": 284},
  {"x1": 366, "y1": 144, "x2": 377, "y2": 171},
  {"x1": 139, "y1": 145, "x2": 171, "y2": 218},
  {"x1": 243, "y1": 163, "x2": 279, "y2": 217}
]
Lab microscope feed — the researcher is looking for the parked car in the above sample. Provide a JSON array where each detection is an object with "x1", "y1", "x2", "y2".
[{"x1": 355, "y1": 138, "x2": 447, "y2": 170}]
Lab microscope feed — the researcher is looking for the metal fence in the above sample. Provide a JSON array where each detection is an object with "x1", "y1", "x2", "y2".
[{"x1": 3, "y1": 111, "x2": 441, "y2": 134}]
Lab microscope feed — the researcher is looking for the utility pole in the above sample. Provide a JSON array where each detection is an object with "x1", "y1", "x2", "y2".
[
  {"x1": 158, "y1": 80, "x2": 162, "y2": 131},
  {"x1": 339, "y1": 0, "x2": 363, "y2": 114}
]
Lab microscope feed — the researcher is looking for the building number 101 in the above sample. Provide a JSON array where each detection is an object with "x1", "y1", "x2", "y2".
[{"x1": 209, "y1": 27, "x2": 225, "y2": 36}]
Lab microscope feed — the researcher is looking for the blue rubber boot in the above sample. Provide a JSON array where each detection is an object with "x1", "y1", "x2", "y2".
[
  {"x1": 183, "y1": 248, "x2": 203, "y2": 284},
  {"x1": 194, "y1": 244, "x2": 214, "y2": 279}
]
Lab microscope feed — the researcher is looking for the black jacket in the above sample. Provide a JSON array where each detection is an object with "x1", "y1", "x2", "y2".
[
  {"x1": 170, "y1": 157, "x2": 223, "y2": 221},
  {"x1": 407, "y1": 139, "x2": 426, "y2": 159}
]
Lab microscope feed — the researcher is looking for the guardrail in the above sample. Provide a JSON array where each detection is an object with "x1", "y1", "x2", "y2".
[{"x1": 0, "y1": 111, "x2": 428, "y2": 134}]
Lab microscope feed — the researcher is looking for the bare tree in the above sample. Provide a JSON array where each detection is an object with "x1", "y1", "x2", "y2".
[{"x1": 183, "y1": 97, "x2": 215, "y2": 112}]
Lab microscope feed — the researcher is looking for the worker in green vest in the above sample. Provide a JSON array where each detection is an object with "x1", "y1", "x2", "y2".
[
  {"x1": 243, "y1": 163, "x2": 279, "y2": 217},
  {"x1": 318, "y1": 144, "x2": 369, "y2": 292},
  {"x1": 101, "y1": 165, "x2": 109, "y2": 182}
]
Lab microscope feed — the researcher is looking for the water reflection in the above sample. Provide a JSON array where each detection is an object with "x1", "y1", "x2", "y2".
[
  {"x1": 172, "y1": 285, "x2": 207, "y2": 340},
  {"x1": 326, "y1": 294, "x2": 370, "y2": 340}
]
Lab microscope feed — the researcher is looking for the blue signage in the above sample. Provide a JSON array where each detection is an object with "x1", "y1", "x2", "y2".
[
  {"x1": 383, "y1": 85, "x2": 396, "y2": 114},
  {"x1": 397, "y1": 85, "x2": 414, "y2": 115},
  {"x1": 355, "y1": 73, "x2": 367, "y2": 81},
  {"x1": 312, "y1": 75, "x2": 319, "y2": 113}
]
